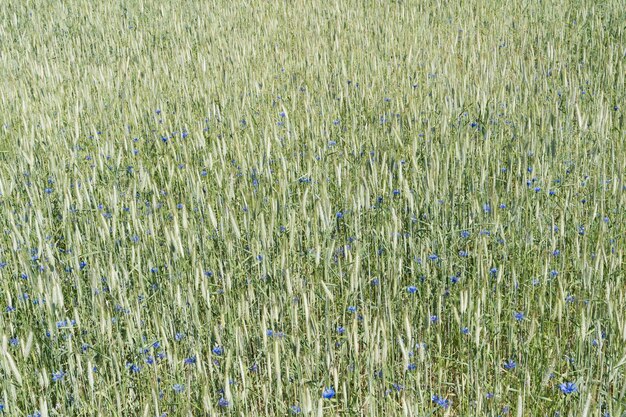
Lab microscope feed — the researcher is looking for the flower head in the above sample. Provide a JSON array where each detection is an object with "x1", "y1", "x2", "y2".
[
  {"x1": 431, "y1": 394, "x2": 450, "y2": 409},
  {"x1": 322, "y1": 387, "x2": 335, "y2": 399},
  {"x1": 52, "y1": 370, "x2": 65, "y2": 382},
  {"x1": 559, "y1": 381, "x2": 578, "y2": 395}
]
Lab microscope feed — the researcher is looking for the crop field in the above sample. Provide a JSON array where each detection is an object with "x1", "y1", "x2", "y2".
[{"x1": 1, "y1": 0, "x2": 625, "y2": 416}]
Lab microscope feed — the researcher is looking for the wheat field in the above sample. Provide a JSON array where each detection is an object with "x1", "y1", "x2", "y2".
[{"x1": 0, "y1": 0, "x2": 625, "y2": 416}]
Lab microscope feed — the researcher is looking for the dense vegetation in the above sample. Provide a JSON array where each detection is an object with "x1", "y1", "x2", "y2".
[{"x1": 1, "y1": 0, "x2": 625, "y2": 415}]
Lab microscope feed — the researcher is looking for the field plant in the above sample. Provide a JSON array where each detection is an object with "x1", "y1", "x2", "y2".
[{"x1": 1, "y1": 0, "x2": 625, "y2": 415}]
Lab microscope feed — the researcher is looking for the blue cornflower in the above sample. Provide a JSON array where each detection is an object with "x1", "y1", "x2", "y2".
[
  {"x1": 431, "y1": 394, "x2": 450, "y2": 409},
  {"x1": 150, "y1": 267, "x2": 158, "y2": 273},
  {"x1": 490, "y1": 267, "x2": 498, "y2": 276},
  {"x1": 52, "y1": 370, "x2": 65, "y2": 382},
  {"x1": 459, "y1": 250, "x2": 468, "y2": 257},
  {"x1": 483, "y1": 203, "x2": 491, "y2": 213},
  {"x1": 391, "y1": 383, "x2": 404, "y2": 392},
  {"x1": 428, "y1": 254, "x2": 439, "y2": 261},
  {"x1": 290, "y1": 405, "x2": 302, "y2": 414},
  {"x1": 337, "y1": 326, "x2": 345, "y2": 334},
  {"x1": 407, "y1": 285, "x2": 417, "y2": 293},
  {"x1": 127, "y1": 363, "x2": 141, "y2": 373},
  {"x1": 184, "y1": 355, "x2": 197, "y2": 365},
  {"x1": 534, "y1": 187, "x2": 541, "y2": 192},
  {"x1": 461, "y1": 327, "x2": 470, "y2": 335},
  {"x1": 514, "y1": 312, "x2": 524, "y2": 321},
  {"x1": 212, "y1": 346, "x2": 224, "y2": 356},
  {"x1": 218, "y1": 397, "x2": 230, "y2": 407},
  {"x1": 177, "y1": 203, "x2": 183, "y2": 209},
  {"x1": 347, "y1": 306, "x2": 357, "y2": 313},
  {"x1": 559, "y1": 381, "x2": 578, "y2": 395},
  {"x1": 266, "y1": 329, "x2": 274, "y2": 337},
  {"x1": 322, "y1": 387, "x2": 335, "y2": 399},
  {"x1": 430, "y1": 315, "x2": 439, "y2": 324},
  {"x1": 503, "y1": 359, "x2": 516, "y2": 370},
  {"x1": 173, "y1": 384, "x2": 184, "y2": 393},
  {"x1": 407, "y1": 363, "x2": 417, "y2": 371},
  {"x1": 460, "y1": 230, "x2": 470, "y2": 238},
  {"x1": 486, "y1": 392, "x2": 494, "y2": 399},
  {"x1": 336, "y1": 211, "x2": 344, "y2": 219}
]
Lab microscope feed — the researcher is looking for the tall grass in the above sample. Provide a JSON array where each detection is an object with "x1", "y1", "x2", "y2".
[{"x1": 0, "y1": 0, "x2": 625, "y2": 415}]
